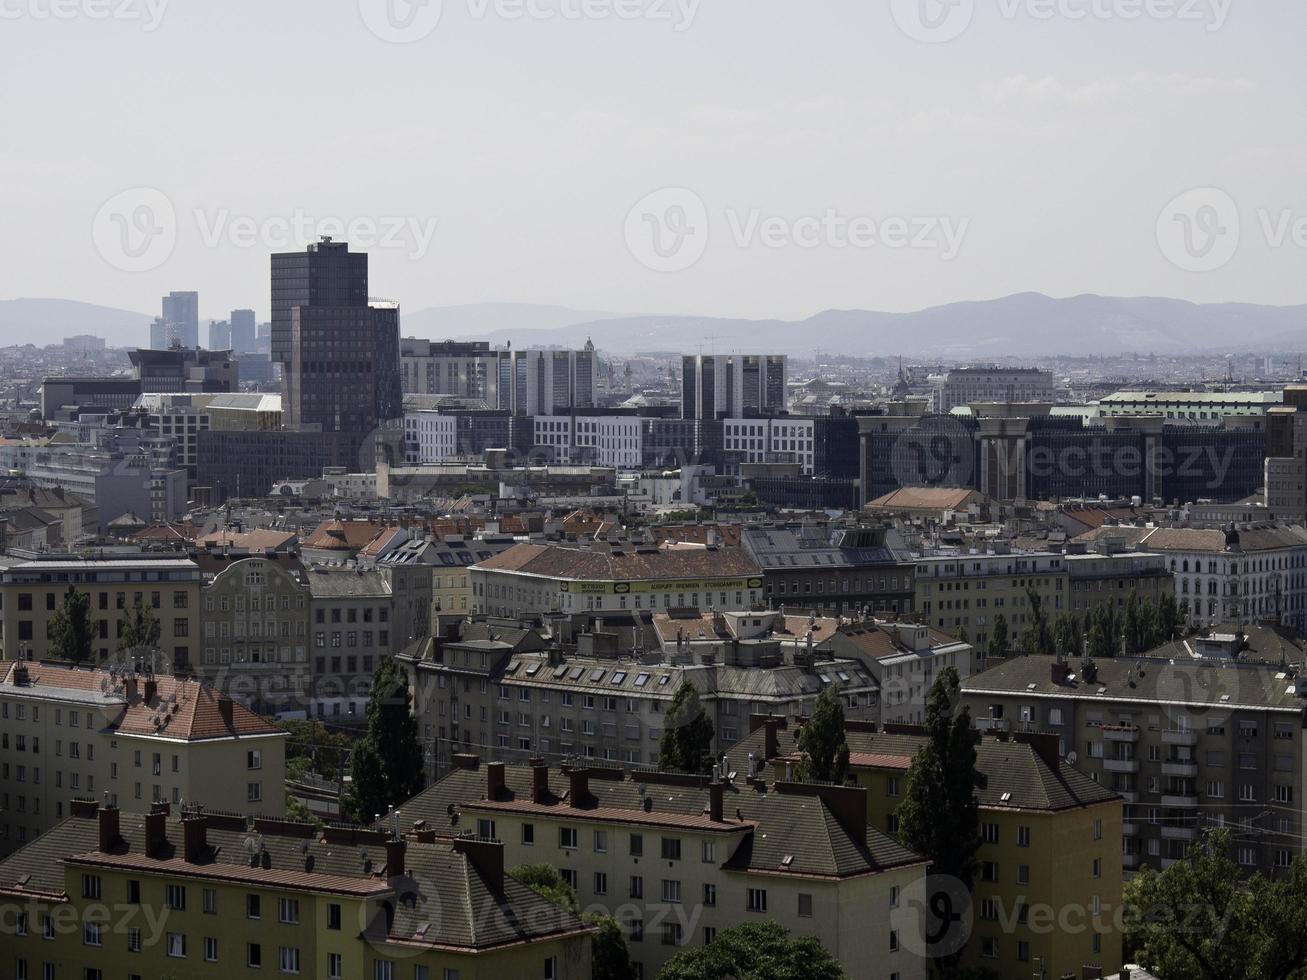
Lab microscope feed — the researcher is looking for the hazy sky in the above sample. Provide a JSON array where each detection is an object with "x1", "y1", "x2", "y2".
[{"x1": 2, "y1": 0, "x2": 1303, "y2": 324}]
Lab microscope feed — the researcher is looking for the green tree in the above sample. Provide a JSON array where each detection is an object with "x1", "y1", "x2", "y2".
[
  {"x1": 117, "y1": 597, "x2": 161, "y2": 652},
  {"x1": 279, "y1": 718, "x2": 352, "y2": 782},
  {"x1": 658, "y1": 921, "x2": 846, "y2": 980},
  {"x1": 1126, "y1": 828, "x2": 1307, "y2": 980},
  {"x1": 1022, "y1": 587, "x2": 1054, "y2": 656},
  {"x1": 658, "y1": 683, "x2": 715, "y2": 774},
  {"x1": 1158, "y1": 592, "x2": 1182, "y2": 644},
  {"x1": 511, "y1": 864, "x2": 630, "y2": 980},
  {"x1": 344, "y1": 658, "x2": 424, "y2": 824},
  {"x1": 510, "y1": 864, "x2": 578, "y2": 913},
  {"x1": 1124, "y1": 589, "x2": 1142, "y2": 655},
  {"x1": 48, "y1": 587, "x2": 93, "y2": 664},
  {"x1": 986, "y1": 614, "x2": 1009, "y2": 662},
  {"x1": 898, "y1": 667, "x2": 980, "y2": 976},
  {"x1": 1087, "y1": 608, "x2": 1114, "y2": 661},
  {"x1": 1053, "y1": 612, "x2": 1080, "y2": 658},
  {"x1": 797, "y1": 686, "x2": 851, "y2": 784},
  {"x1": 953, "y1": 625, "x2": 969, "y2": 644}
]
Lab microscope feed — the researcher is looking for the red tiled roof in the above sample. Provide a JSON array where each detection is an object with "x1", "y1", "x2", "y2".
[
  {"x1": 197, "y1": 528, "x2": 298, "y2": 551},
  {"x1": 303, "y1": 519, "x2": 383, "y2": 552},
  {"x1": 2, "y1": 662, "x2": 284, "y2": 742},
  {"x1": 474, "y1": 542, "x2": 761, "y2": 582}
]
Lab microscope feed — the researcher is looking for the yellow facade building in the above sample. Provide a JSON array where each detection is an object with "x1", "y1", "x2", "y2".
[{"x1": 0, "y1": 800, "x2": 592, "y2": 979}]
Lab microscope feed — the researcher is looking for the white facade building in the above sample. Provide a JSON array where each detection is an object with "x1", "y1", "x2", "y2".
[
  {"x1": 724, "y1": 417, "x2": 815, "y2": 474},
  {"x1": 404, "y1": 410, "x2": 459, "y2": 464}
]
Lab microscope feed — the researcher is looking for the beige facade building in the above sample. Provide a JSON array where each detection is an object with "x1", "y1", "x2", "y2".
[
  {"x1": 401, "y1": 758, "x2": 928, "y2": 980},
  {"x1": 0, "y1": 660, "x2": 286, "y2": 856},
  {"x1": 0, "y1": 553, "x2": 202, "y2": 668}
]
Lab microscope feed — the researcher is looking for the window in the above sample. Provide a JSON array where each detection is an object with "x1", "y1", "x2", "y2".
[
  {"x1": 328, "y1": 954, "x2": 343, "y2": 979},
  {"x1": 279, "y1": 946, "x2": 301, "y2": 974},
  {"x1": 629, "y1": 833, "x2": 643, "y2": 857},
  {"x1": 374, "y1": 961, "x2": 395, "y2": 980},
  {"x1": 543, "y1": 958, "x2": 558, "y2": 980},
  {"x1": 703, "y1": 883, "x2": 716, "y2": 907},
  {"x1": 166, "y1": 932, "x2": 186, "y2": 958},
  {"x1": 559, "y1": 827, "x2": 578, "y2": 849},
  {"x1": 594, "y1": 872, "x2": 608, "y2": 895},
  {"x1": 81, "y1": 874, "x2": 101, "y2": 900},
  {"x1": 203, "y1": 888, "x2": 217, "y2": 914},
  {"x1": 701, "y1": 841, "x2": 716, "y2": 863},
  {"x1": 521, "y1": 823, "x2": 535, "y2": 846},
  {"x1": 1017, "y1": 826, "x2": 1031, "y2": 848},
  {"x1": 661, "y1": 837, "x2": 682, "y2": 860},
  {"x1": 165, "y1": 884, "x2": 186, "y2": 910},
  {"x1": 248, "y1": 943, "x2": 262, "y2": 968},
  {"x1": 247, "y1": 894, "x2": 262, "y2": 919},
  {"x1": 982, "y1": 822, "x2": 999, "y2": 844},
  {"x1": 205, "y1": 937, "x2": 218, "y2": 962},
  {"x1": 84, "y1": 922, "x2": 102, "y2": 947},
  {"x1": 278, "y1": 898, "x2": 300, "y2": 924},
  {"x1": 662, "y1": 922, "x2": 684, "y2": 946},
  {"x1": 798, "y1": 893, "x2": 813, "y2": 917},
  {"x1": 747, "y1": 888, "x2": 768, "y2": 913},
  {"x1": 594, "y1": 830, "x2": 607, "y2": 853},
  {"x1": 662, "y1": 879, "x2": 681, "y2": 903}
]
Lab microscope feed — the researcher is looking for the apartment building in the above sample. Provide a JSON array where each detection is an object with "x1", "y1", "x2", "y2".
[
  {"x1": 401, "y1": 615, "x2": 879, "y2": 780},
  {"x1": 0, "y1": 553, "x2": 201, "y2": 668},
  {"x1": 740, "y1": 524, "x2": 917, "y2": 617},
  {"x1": 308, "y1": 564, "x2": 432, "y2": 723},
  {"x1": 0, "y1": 660, "x2": 285, "y2": 855},
  {"x1": 826, "y1": 619, "x2": 975, "y2": 725},
  {"x1": 0, "y1": 801, "x2": 592, "y2": 979},
  {"x1": 736, "y1": 717, "x2": 1123, "y2": 980},
  {"x1": 914, "y1": 551, "x2": 1068, "y2": 653},
  {"x1": 1081, "y1": 523, "x2": 1307, "y2": 630},
  {"x1": 196, "y1": 552, "x2": 312, "y2": 718},
  {"x1": 1064, "y1": 548, "x2": 1175, "y2": 622},
  {"x1": 400, "y1": 759, "x2": 927, "y2": 980},
  {"x1": 471, "y1": 541, "x2": 764, "y2": 618},
  {"x1": 934, "y1": 367, "x2": 1056, "y2": 413},
  {"x1": 962, "y1": 630, "x2": 1307, "y2": 879}
]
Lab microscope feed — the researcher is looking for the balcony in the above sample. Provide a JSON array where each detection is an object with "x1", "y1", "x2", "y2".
[
  {"x1": 1123, "y1": 851, "x2": 1143, "y2": 869},
  {"x1": 1162, "y1": 825, "x2": 1199, "y2": 841},
  {"x1": 1162, "y1": 794, "x2": 1199, "y2": 808},
  {"x1": 1104, "y1": 758, "x2": 1141, "y2": 774},
  {"x1": 1162, "y1": 729, "x2": 1200, "y2": 747},
  {"x1": 1117, "y1": 791, "x2": 1139, "y2": 804},
  {"x1": 1162, "y1": 760, "x2": 1199, "y2": 778},
  {"x1": 1103, "y1": 726, "x2": 1140, "y2": 743},
  {"x1": 1122, "y1": 822, "x2": 1140, "y2": 836}
]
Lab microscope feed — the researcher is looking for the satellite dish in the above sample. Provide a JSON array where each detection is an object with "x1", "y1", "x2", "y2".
[{"x1": 1065, "y1": 751, "x2": 1079, "y2": 766}]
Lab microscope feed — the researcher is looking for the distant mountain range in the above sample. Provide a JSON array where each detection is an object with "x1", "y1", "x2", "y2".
[{"x1": 6, "y1": 293, "x2": 1305, "y2": 356}]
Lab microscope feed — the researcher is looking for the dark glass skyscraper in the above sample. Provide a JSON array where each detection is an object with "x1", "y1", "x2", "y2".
[{"x1": 270, "y1": 238, "x2": 401, "y2": 435}]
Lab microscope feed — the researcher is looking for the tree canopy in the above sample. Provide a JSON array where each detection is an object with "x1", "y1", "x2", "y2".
[
  {"x1": 658, "y1": 921, "x2": 845, "y2": 980},
  {"x1": 1126, "y1": 828, "x2": 1307, "y2": 980},
  {"x1": 658, "y1": 682, "x2": 715, "y2": 774},
  {"x1": 797, "y1": 685, "x2": 850, "y2": 784},
  {"x1": 118, "y1": 597, "x2": 161, "y2": 652},
  {"x1": 49, "y1": 587, "x2": 93, "y2": 664},
  {"x1": 343, "y1": 657, "x2": 424, "y2": 824}
]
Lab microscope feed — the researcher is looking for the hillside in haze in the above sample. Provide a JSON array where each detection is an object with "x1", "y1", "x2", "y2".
[
  {"x1": 6, "y1": 294, "x2": 1305, "y2": 357},
  {"x1": 447, "y1": 293, "x2": 1307, "y2": 357}
]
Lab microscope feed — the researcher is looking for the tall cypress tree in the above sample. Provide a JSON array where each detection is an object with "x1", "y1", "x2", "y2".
[
  {"x1": 658, "y1": 683, "x2": 715, "y2": 774},
  {"x1": 345, "y1": 658, "x2": 424, "y2": 823},
  {"x1": 49, "y1": 587, "x2": 93, "y2": 664},
  {"x1": 797, "y1": 686, "x2": 850, "y2": 784}
]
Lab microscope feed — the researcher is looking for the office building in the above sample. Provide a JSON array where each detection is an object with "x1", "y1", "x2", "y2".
[
  {"x1": 230, "y1": 308, "x2": 257, "y2": 353},
  {"x1": 498, "y1": 345, "x2": 597, "y2": 416},
  {"x1": 160, "y1": 290, "x2": 200, "y2": 349},
  {"x1": 0, "y1": 659, "x2": 286, "y2": 854},
  {"x1": 681, "y1": 354, "x2": 787, "y2": 420},
  {"x1": 271, "y1": 240, "x2": 401, "y2": 433},
  {"x1": 130, "y1": 346, "x2": 237, "y2": 394},
  {"x1": 401, "y1": 338, "x2": 502, "y2": 401},
  {"x1": 208, "y1": 319, "x2": 231, "y2": 350},
  {"x1": 934, "y1": 367, "x2": 1056, "y2": 413}
]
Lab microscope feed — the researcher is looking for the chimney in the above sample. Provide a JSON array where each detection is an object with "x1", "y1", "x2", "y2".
[
  {"x1": 144, "y1": 810, "x2": 167, "y2": 857},
  {"x1": 709, "y1": 772, "x2": 724, "y2": 823},
  {"x1": 1016, "y1": 731, "x2": 1062, "y2": 772},
  {"x1": 774, "y1": 781, "x2": 867, "y2": 840},
  {"x1": 218, "y1": 695, "x2": 234, "y2": 727},
  {"x1": 143, "y1": 677, "x2": 158, "y2": 704},
  {"x1": 182, "y1": 815, "x2": 207, "y2": 863},
  {"x1": 1051, "y1": 660, "x2": 1071, "y2": 685},
  {"x1": 568, "y1": 769, "x2": 590, "y2": 808},
  {"x1": 124, "y1": 677, "x2": 137, "y2": 701},
  {"x1": 763, "y1": 716, "x2": 784, "y2": 760},
  {"x1": 452, "y1": 753, "x2": 480, "y2": 771},
  {"x1": 386, "y1": 837, "x2": 407, "y2": 878},
  {"x1": 12, "y1": 663, "x2": 28, "y2": 686},
  {"x1": 98, "y1": 804, "x2": 121, "y2": 853},
  {"x1": 486, "y1": 761, "x2": 506, "y2": 801},
  {"x1": 453, "y1": 835, "x2": 505, "y2": 893},
  {"x1": 530, "y1": 760, "x2": 549, "y2": 805}
]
